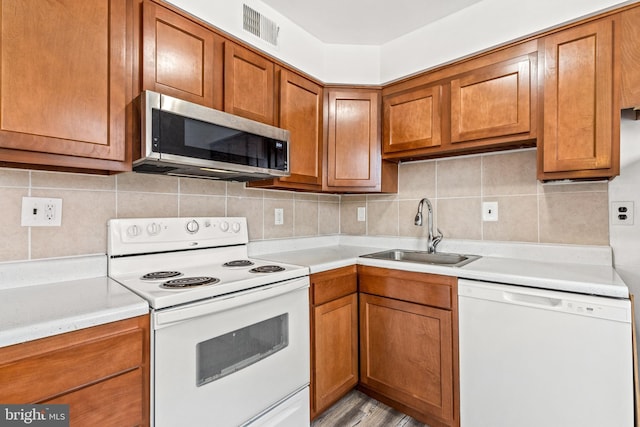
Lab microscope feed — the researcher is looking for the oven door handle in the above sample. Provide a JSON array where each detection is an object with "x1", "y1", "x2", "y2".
[{"x1": 154, "y1": 276, "x2": 309, "y2": 328}]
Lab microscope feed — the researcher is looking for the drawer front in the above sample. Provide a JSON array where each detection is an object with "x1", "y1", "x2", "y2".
[
  {"x1": 43, "y1": 369, "x2": 144, "y2": 426},
  {"x1": 358, "y1": 265, "x2": 455, "y2": 309},
  {"x1": 0, "y1": 324, "x2": 143, "y2": 403},
  {"x1": 312, "y1": 265, "x2": 358, "y2": 305}
]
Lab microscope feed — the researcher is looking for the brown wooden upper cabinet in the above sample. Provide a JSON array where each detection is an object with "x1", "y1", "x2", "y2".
[
  {"x1": 141, "y1": 0, "x2": 221, "y2": 109},
  {"x1": 224, "y1": 42, "x2": 275, "y2": 125},
  {"x1": 538, "y1": 16, "x2": 619, "y2": 180},
  {"x1": 249, "y1": 69, "x2": 323, "y2": 191},
  {"x1": 382, "y1": 44, "x2": 537, "y2": 161},
  {"x1": 325, "y1": 88, "x2": 397, "y2": 192},
  {"x1": 383, "y1": 85, "x2": 443, "y2": 154},
  {"x1": 450, "y1": 56, "x2": 534, "y2": 144},
  {"x1": 0, "y1": 0, "x2": 131, "y2": 172},
  {"x1": 620, "y1": 5, "x2": 640, "y2": 109},
  {"x1": 278, "y1": 70, "x2": 323, "y2": 187}
]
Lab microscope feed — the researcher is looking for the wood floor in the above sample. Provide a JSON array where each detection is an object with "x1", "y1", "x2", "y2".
[{"x1": 311, "y1": 390, "x2": 429, "y2": 427}]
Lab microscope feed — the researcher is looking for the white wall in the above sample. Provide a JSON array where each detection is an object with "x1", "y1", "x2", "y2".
[
  {"x1": 166, "y1": 0, "x2": 327, "y2": 79},
  {"x1": 322, "y1": 44, "x2": 381, "y2": 84},
  {"x1": 380, "y1": 0, "x2": 633, "y2": 83},
  {"x1": 169, "y1": 0, "x2": 635, "y2": 84},
  {"x1": 167, "y1": 0, "x2": 383, "y2": 83}
]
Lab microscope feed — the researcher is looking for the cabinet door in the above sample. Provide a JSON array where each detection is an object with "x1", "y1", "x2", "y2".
[
  {"x1": 451, "y1": 57, "x2": 532, "y2": 143},
  {"x1": 538, "y1": 18, "x2": 619, "y2": 180},
  {"x1": 141, "y1": 0, "x2": 219, "y2": 108},
  {"x1": 313, "y1": 293, "x2": 358, "y2": 416},
  {"x1": 310, "y1": 266, "x2": 357, "y2": 418},
  {"x1": 325, "y1": 89, "x2": 381, "y2": 189},
  {"x1": 0, "y1": 0, "x2": 129, "y2": 166},
  {"x1": 383, "y1": 85, "x2": 442, "y2": 153},
  {"x1": 620, "y1": 6, "x2": 640, "y2": 109},
  {"x1": 224, "y1": 42, "x2": 275, "y2": 124},
  {"x1": 279, "y1": 70, "x2": 323, "y2": 186},
  {"x1": 359, "y1": 293, "x2": 454, "y2": 424}
]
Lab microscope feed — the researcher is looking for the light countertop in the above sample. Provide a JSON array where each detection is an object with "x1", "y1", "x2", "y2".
[
  {"x1": 1, "y1": 238, "x2": 627, "y2": 348},
  {"x1": 0, "y1": 274, "x2": 149, "y2": 348},
  {"x1": 0, "y1": 255, "x2": 149, "y2": 348},
  {"x1": 254, "y1": 245, "x2": 381, "y2": 274},
  {"x1": 255, "y1": 244, "x2": 629, "y2": 299}
]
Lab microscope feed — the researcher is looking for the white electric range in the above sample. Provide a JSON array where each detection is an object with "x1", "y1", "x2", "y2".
[{"x1": 108, "y1": 217, "x2": 310, "y2": 427}]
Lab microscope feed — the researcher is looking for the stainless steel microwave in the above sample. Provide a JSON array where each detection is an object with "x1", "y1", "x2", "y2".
[{"x1": 133, "y1": 91, "x2": 290, "y2": 181}]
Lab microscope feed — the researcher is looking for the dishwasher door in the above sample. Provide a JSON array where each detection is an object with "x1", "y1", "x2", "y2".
[{"x1": 458, "y1": 279, "x2": 633, "y2": 427}]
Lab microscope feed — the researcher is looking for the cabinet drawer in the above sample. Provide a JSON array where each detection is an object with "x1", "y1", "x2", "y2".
[
  {"x1": 0, "y1": 318, "x2": 144, "y2": 403},
  {"x1": 43, "y1": 369, "x2": 143, "y2": 426},
  {"x1": 311, "y1": 265, "x2": 357, "y2": 305},
  {"x1": 358, "y1": 265, "x2": 455, "y2": 309}
]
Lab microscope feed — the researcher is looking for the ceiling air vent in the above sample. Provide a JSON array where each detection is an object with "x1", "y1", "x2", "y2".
[{"x1": 243, "y1": 4, "x2": 279, "y2": 47}]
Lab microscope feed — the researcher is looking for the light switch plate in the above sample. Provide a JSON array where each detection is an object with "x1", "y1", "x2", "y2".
[
  {"x1": 482, "y1": 201, "x2": 498, "y2": 222},
  {"x1": 357, "y1": 207, "x2": 366, "y2": 222}
]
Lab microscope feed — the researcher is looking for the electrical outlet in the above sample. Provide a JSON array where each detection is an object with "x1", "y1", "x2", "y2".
[
  {"x1": 21, "y1": 197, "x2": 63, "y2": 227},
  {"x1": 357, "y1": 207, "x2": 366, "y2": 222},
  {"x1": 482, "y1": 201, "x2": 498, "y2": 222},
  {"x1": 274, "y1": 208, "x2": 284, "y2": 225},
  {"x1": 611, "y1": 201, "x2": 634, "y2": 225}
]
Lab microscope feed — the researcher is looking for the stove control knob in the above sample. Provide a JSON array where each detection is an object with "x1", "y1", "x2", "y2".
[
  {"x1": 147, "y1": 222, "x2": 161, "y2": 236},
  {"x1": 185, "y1": 219, "x2": 199, "y2": 234},
  {"x1": 231, "y1": 222, "x2": 241, "y2": 233},
  {"x1": 126, "y1": 225, "x2": 141, "y2": 238},
  {"x1": 219, "y1": 221, "x2": 230, "y2": 232}
]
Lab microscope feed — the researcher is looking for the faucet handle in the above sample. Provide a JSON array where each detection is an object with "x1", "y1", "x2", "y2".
[{"x1": 433, "y1": 228, "x2": 444, "y2": 249}]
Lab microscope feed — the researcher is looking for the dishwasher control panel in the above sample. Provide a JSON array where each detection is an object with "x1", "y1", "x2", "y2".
[{"x1": 458, "y1": 279, "x2": 631, "y2": 323}]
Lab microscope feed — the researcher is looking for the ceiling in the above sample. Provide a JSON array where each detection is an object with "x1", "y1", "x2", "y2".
[{"x1": 261, "y1": 0, "x2": 483, "y2": 45}]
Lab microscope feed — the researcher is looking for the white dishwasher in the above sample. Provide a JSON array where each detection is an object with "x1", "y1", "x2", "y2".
[{"x1": 458, "y1": 279, "x2": 634, "y2": 427}]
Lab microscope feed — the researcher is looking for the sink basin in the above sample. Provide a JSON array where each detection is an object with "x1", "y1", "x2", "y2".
[{"x1": 361, "y1": 249, "x2": 480, "y2": 267}]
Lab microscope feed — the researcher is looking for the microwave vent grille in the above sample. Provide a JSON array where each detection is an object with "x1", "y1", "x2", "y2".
[{"x1": 243, "y1": 4, "x2": 279, "y2": 46}]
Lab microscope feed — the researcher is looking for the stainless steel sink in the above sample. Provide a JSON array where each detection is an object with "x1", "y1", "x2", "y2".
[{"x1": 361, "y1": 249, "x2": 480, "y2": 267}]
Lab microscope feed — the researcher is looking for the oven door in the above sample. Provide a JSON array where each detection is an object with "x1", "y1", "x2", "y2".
[{"x1": 153, "y1": 277, "x2": 310, "y2": 427}]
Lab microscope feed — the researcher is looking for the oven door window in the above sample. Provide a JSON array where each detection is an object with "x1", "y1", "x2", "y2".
[{"x1": 196, "y1": 314, "x2": 289, "y2": 386}]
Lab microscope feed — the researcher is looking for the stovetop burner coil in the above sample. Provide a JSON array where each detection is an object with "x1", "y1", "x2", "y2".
[
  {"x1": 141, "y1": 271, "x2": 183, "y2": 280},
  {"x1": 223, "y1": 259, "x2": 255, "y2": 267},
  {"x1": 160, "y1": 276, "x2": 220, "y2": 288},
  {"x1": 249, "y1": 265, "x2": 286, "y2": 273}
]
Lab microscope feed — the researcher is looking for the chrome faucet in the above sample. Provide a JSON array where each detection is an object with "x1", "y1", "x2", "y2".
[{"x1": 415, "y1": 198, "x2": 443, "y2": 253}]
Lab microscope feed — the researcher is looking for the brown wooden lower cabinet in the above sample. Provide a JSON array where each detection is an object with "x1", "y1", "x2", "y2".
[
  {"x1": 358, "y1": 265, "x2": 459, "y2": 427},
  {"x1": 310, "y1": 266, "x2": 359, "y2": 419},
  {"x1": 0, "y1": 314, "x2": 150, "y2": 427}
]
